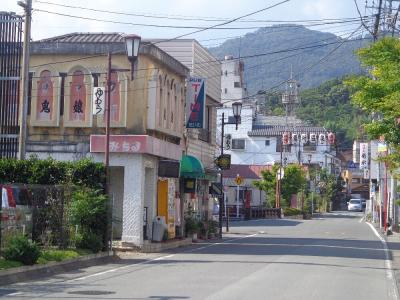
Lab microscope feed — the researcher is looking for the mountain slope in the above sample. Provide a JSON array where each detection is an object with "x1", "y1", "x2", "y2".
[{"x1": 208, "y1": 25, "x2": 369, "y2": 94}]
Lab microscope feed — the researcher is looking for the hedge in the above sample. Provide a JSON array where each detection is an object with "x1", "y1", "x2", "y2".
[{"x1": 0, "y1": 157, "x2": 105, "y2": 189}]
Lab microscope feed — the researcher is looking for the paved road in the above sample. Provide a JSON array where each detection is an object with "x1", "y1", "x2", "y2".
[{"x1": 0, "y1": 211, "x2": 398, "y2": 300}]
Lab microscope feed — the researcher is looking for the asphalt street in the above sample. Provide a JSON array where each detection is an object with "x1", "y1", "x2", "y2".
[{"x1": 0, "y1": 211, "x2": 397, "y2": 300}]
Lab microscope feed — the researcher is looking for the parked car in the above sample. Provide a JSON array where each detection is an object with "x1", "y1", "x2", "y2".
[{"x1": 347, "y1": 199, "x2": 363, "y2": 212}]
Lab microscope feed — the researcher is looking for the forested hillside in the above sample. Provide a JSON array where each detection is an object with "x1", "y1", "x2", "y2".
[{"x1": 208, "y1": 25, "x2": 370, "y2": 94}]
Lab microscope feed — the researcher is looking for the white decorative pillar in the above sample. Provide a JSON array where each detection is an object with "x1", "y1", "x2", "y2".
[{"x1": 120, "y1": 155, "x2": 145, "y2": 246}]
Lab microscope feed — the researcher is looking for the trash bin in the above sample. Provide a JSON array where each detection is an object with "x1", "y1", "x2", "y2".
[{"x1": 152, "y1": 216, "x2": 167, "y2": 242}]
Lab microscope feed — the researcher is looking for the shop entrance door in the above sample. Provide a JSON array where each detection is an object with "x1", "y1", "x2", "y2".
[{"x1": 157, "y1": 180, "x2": 168, "y2": 221}]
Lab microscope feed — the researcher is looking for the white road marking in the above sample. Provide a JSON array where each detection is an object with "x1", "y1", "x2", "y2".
[
  {"x1": 8, "y1": 292, "x2": 23, "y2": 296},
  {"x1": 68, "y1": 234, "x2": 257, "y2": 282},
  {"x1": 67, "y1": 253, "x2": 175, "y2": 282},
  {"x1": 153, "y1": 254, "x2": 174, "y2": 261},
  {"x1": 359, "y1": 217, "x2": 365, "y2": 223},
  {"x1": 366, "y1": 222, "x2": 399, "y2": 300}
]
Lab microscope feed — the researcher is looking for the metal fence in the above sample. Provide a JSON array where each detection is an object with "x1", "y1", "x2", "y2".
[
  {"x1": 0, "y1": 12, "x2": 23, "y2": 158},
  {"x1": 1, "y1": 184, "x2": 74, "y2": 249}
]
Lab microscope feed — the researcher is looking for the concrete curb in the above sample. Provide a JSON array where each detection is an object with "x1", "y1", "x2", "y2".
[{"x1": 0, "y1": 251, "x2": 113, "y2": 286}]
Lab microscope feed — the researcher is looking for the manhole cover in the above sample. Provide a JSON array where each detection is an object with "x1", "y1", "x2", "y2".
[{"x1": 68, "y1": 290, "x2": 116, "y2": 295}]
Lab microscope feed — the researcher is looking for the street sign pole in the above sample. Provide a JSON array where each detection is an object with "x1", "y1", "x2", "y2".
[{"x1": 236, "y1": 183, "x2": 240, "y2": 218}]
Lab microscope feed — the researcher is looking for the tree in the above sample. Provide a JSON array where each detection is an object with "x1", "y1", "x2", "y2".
[
  {"x1": 281, "y1": 164, "x2": 307, "y2": 207},
  {"x1": 345, "y1": 37, "x2": 400, "y2": 170},
  {"x1": 253, "y1": 164, "x2": 307, "y2": 208},
  {"x1": 253, "y1": 166, "x2": 278, "y2": 208}
]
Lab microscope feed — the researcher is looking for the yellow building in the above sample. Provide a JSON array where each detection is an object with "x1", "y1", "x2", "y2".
[{"x1": 27, "y1": 33, "x2": 189, "y2": 247}]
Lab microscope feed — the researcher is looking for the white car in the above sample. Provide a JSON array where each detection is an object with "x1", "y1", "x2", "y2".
[{"x1": 347, "y1": 199, "x2": 363, "y2": 212}]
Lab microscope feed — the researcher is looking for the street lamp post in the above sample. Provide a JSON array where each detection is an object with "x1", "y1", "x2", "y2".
[
  {"x1": 104, "y1": 35, "x2": 141, "y2": 251},
  {"x1": 219, "y1": 102, "x2": 242, "y2": 238}
]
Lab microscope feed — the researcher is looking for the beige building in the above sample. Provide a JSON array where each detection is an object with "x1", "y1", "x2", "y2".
[
  {"x1": 152, "y1": 39, "x2": 221, "y2": 219},
  {"x1": 27, "y1": 33, "x2": 189, "y2": 246}
]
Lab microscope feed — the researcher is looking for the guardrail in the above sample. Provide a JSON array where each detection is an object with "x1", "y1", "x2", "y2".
[{"x1": 225, "y1": 205, "x2": 282, "y2": 219}]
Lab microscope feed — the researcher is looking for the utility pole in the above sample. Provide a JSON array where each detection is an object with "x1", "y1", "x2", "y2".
[
  {"x1": 105, "y1": 52, "x2": 112, "y2": 251},
  {"x1": 17, "y1": 0, "x2": 32, "y2": 160},
  {"x1": 219, "y1": 112, "x2": 225, "y2": 237}
]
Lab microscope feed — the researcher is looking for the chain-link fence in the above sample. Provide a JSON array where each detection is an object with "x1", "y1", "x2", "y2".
[{"x1": 1, "y1": 184, "x2": 76, "y2": 249}]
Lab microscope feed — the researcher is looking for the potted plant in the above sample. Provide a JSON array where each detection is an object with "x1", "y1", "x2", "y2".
[{"x1": 184, "y1": 212, "x2": 200, "y2": 241}]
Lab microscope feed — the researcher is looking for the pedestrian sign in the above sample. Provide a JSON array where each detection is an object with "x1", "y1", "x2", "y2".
[{"x1": 234, "y1": 175, "x2": 243, "y2": 185}]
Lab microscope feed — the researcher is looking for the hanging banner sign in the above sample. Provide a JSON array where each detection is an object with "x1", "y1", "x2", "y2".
[
  {"x1": 186, "y1": 77, "x2": 206, "y2": 128},
  {"x1": 93, "y1": 87, "x2": 105, "y2": 115},
  {"x1": 359, "y1": 142, "x2": 368, "y2": 169}
]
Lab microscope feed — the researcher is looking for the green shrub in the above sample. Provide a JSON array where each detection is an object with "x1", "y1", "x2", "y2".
[
  {"x1": 69, "y1": 188, "x2": 108, "y2": 236},
  {"x1": 39, "y1": 249, "x2": 80, "y2": 263},
  {"x1": 75, "y1": 232, "x2": 103, "y2": 253},
  {"x1": 3, "y1": 235, "x2": 41, "y2": 265},
  {"x1": 283, "y1": 207, "x2": 303, "y2": 216}
]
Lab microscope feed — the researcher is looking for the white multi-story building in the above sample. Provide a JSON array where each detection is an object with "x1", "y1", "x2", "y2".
[
  {"x1": 217, "y1": 106, "x2": 338, "y2": 169},
  {"x1": 221, "y1": 55, "x2": 245, "y2": 107}
]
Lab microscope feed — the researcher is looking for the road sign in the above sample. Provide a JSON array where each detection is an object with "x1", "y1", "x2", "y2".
[
  {"x1": 234, "y1": 175, "x2": 243, "y2": 185},
  {"x1": 209, "y1": 182, "x2": 222, "y2": 196},
  {"x1": 215, "y1": 154, "x2": 231, "y2": 170}
]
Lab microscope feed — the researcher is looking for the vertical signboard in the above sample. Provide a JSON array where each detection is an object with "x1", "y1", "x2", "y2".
[
  {"x1": 186, "y1": 77, "x2": 206, "y2": 129},
  {"x1": 93, "y1": 87, "x2": 105, "y2": 115},
  {"x1": 359, "y1": 142, "x2": 368, "y2": 169}
]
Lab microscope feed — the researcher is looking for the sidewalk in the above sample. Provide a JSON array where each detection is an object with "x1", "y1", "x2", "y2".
[
  {"x1": 385, "y1": 229, "x2": 400, "y2": 294},
  {"x1": 370, "y1": 222, "x2": 400, "y2": 297}
]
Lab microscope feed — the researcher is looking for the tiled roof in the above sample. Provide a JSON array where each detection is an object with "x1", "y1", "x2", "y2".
[
  {"x1": 36, "y1": 32, "x2": 127, "y2": 43},
  {"x1": 223, "y1": 164, "x2": 272, "y2": 179},
  {"x1": 248, "y1": 125, "x2": 327, "y2": 137}
]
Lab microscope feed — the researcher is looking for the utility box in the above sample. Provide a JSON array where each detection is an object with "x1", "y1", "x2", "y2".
[{"x1": 152, "y1": 216, "x2": 167, "y2": 242}]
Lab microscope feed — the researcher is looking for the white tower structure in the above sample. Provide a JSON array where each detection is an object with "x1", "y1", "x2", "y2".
[{"x1": 221, "y1": 55, "x2": 245, "y2": 107}]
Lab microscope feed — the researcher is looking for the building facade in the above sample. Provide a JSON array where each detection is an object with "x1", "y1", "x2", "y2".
[
  {"x1": 151, "y1": 39, "x2": 221, "y2": 220},
  {"x1": 27, "y1": 33, "x2": 189, "y2": 246}
]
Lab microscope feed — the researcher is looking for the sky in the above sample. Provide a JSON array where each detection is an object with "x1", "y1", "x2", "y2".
[{"x1": 2, "y1": 0, "x2": 370, "y2": 47}]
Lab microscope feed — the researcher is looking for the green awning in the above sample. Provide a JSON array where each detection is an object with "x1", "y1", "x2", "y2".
[{"x1": 180, "y1": 155, "x2": 205, "y2": 178}]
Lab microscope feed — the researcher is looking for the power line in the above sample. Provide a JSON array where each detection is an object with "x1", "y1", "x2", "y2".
[
  {"x1": 149, "y1": 0, "x2": 291, "y2": 45},
  {"x1": 32, "y1": 8, "x2": 369, "y2": 31},
  {"x1": 33, "y1": 1, "x2": 365, "y2": 25}
]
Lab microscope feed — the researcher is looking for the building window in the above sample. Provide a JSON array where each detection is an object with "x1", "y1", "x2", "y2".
[
  {"x1": 234, "y1": 82, "x2": 241, "y2": 88},
  {"x1": 265, "y1": 140, "x2": 270, "y2": 146},
  {"x1": 224, "y1": 70, "x2": 228, "y2": 76},
  {"x1": 224, "y1": 88, "x2": 227, "y2": 94},
  {"x1": 232, "y1": 139, "x2": 245, "y2": 150}
]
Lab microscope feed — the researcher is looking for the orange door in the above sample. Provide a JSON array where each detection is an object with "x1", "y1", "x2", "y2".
[{"x1": 157, "y1": 180, "x2": 168, "y2": 220}]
